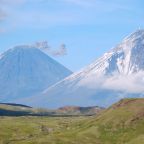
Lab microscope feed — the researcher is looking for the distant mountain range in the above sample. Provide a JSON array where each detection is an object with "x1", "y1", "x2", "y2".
[
  {"x1": 1, "y1": 30, "x2": 144, "y2": 108},
  {"x1": 0, "y1": 103, "x2": 103, "y2": 116},
  {"x1": 18, "y1": 30, "x2": 144, "y2": 108}
]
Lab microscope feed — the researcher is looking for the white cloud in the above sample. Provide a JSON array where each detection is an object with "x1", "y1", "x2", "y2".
[
  {"x1": 103, "y1": 72, "x2": 144, "y2": 93},
  {"x1": 78, "y1": 74, "x2": 106, "y2": 89},
  {"x1": 78, "y1": 72, "x2": 144, "y2": 94}
]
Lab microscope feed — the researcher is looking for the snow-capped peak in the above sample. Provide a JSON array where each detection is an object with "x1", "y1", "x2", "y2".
[
  {"x1": 18, "y1": 30, "x2": 144, "y2": 108},
  {"x1": 80, "y1": 29, "x2": 144, "y2": 76},
  {"x1": 111, "y1": 29, "x2": 144, "y2": 74},
  {"x1": 124, "y1": 29, "x2": 144, "y2": 42}
]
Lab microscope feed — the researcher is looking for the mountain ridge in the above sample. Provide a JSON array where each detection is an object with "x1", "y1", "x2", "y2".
[{"x1": 21, "y1": 30, "x2": 144, "y2": 108}]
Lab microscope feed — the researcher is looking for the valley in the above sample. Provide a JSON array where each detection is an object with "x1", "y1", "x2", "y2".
[{"x1": 0, "y1": 98, "x2": 144, "y2": 144}]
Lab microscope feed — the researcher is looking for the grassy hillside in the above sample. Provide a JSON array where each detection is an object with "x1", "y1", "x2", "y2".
[
  {"x1": 73, "y1": 98, "x2": 144, "y2": 144},
  {"x1": 0, "y1": 98, "x2": 144, "y2": 144}
]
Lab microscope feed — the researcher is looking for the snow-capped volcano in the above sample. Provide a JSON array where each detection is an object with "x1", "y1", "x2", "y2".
[
  {"x1": 20, "y1": 29, "x2": 144, "y2": 108},
  {"x1": 75, "y1": 29, "x2": 144, "y2": 76},
  {"x1": 0, "y1": 45, "x2": 72, "y2": 102}
]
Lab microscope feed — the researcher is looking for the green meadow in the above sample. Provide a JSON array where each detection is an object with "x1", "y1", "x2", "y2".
[{"x1": 0, "y1": 98, "x2": 144, "y2": 144}]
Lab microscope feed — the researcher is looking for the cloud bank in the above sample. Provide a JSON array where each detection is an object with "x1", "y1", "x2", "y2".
[
  {"x1": 78, "y1": 72, "x2": 144, "y2": 94},
  {"x1": 103, "y1": 72, "x2": 144, "y2": 93}
]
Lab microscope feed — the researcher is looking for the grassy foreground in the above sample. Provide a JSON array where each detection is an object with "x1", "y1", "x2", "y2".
[{"x1": 0, "y1": 98, "x2": 144, "y2": 144}]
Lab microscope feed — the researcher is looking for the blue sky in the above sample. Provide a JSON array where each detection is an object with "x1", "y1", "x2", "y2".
[{"x1": 0, "y1": 0, "x2": 144, "y2": 71}]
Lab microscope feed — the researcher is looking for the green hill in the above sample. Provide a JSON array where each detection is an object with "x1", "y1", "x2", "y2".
[
  {"x1": 0, "y1": 98, "x2": 143, "y2": 144},
  {"x1": 72, "y1": 98, "x2": 144, "y2": 144}
]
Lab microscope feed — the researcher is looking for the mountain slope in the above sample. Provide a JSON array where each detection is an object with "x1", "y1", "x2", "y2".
[
  {"x1": 0, "y1": 45, "x2": 72, "y2": 102},
  {"x1": 23, "y1": 30, "x2": 144, "y2": 108},
  {"x1": 62, "y1": 98, "x2": 144, "y2": 144},
  {"x1": 0, "y1": 98, "x2": 143, "y2": 144}
]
